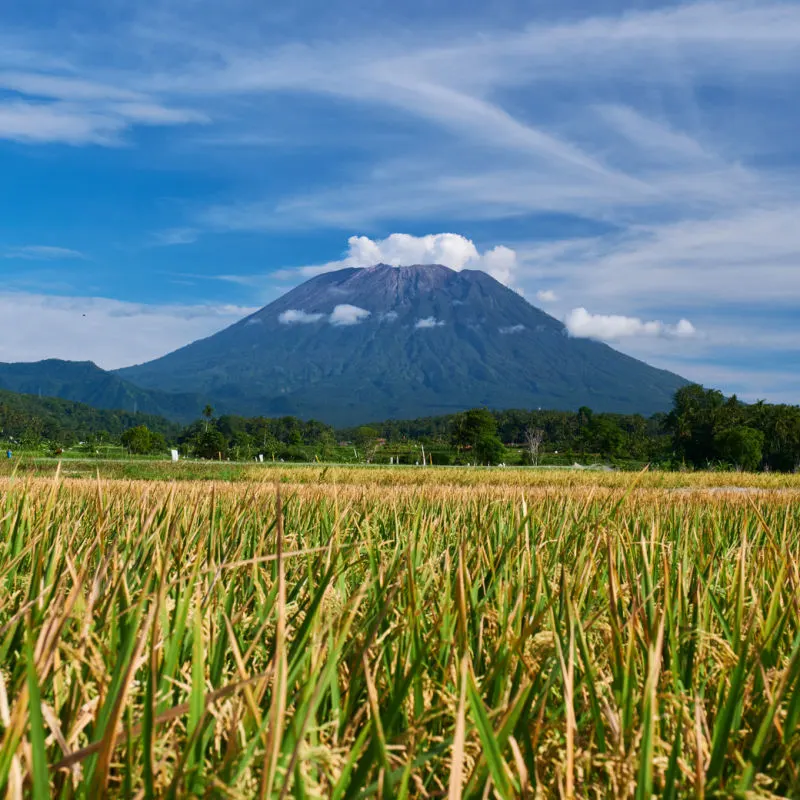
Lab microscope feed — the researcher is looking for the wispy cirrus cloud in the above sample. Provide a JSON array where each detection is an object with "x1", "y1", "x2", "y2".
[
  {"x1": 3, "y1": 245, "x2": 86, "y2": 260},
  {"x1": 151, "y1": 228, "x2": 200, "y2": 247},
  {"x1": 0, "y1": 63, "x2": 206, "y2": 145}
]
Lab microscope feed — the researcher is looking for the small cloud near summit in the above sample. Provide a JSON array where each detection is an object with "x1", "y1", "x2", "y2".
[
  {"x1": 499, "y1": 324, "x2": 525, "y2": 334},
  {"x1": 280, "y1": 306, "x2": 371, "y2": 326},
  {"x1": 536, "y1": 290, "x2": 558, "y2": 304},
  {"x1": 330, "y1": 304, "x2": 370, "y2": 326},
  {"x1": 415, "y1": 317, "x2": 445, "y2": 329},
  {"x1": 279, "y1": 309, "x2": 324, "y2": 324}
]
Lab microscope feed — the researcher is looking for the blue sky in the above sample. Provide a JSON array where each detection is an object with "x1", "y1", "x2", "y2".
[{"x1": 0, "y1": 0, "x2": 798, "y2": 404}]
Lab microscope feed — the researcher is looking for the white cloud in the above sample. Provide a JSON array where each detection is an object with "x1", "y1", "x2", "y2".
[
  {"x1": 595, "y1": 105, "x2": 711, "y2": 163},
  {"x1": 329, "y1": 304, "x2": 370, "y2": 326},
  {"x1": 106, "y1": 102, "x2": 207, "y2": 125},
  {"x1": 0, "y1": 72, "x2": 142, "y2": 102},
  {"x1": 4, "y1": 245, "x2": 85, "y2": 260},
  {"x1": 535, "y1": 289, "x2": 557, "y2": 304},
  {"x1": 516, "y1": 206, "x2": 800, "y2": 308},
  {"x1": 415, "y1": 317, "x2": 445, "y2": 329},
  {"x1": 273, "y1": 233, "x2": 520, "y2": 286},
  {"x1": 499, "y1": 324, "x2": 525, "y2": 334},
  {"x1": 0, "y1": 101, "x2": 126, "y2": 145},
  {"x1": 188, "y1": 1, "x2": 800, "y2": 238},
  {"x1": 672, "y1": 320, "x2": 698, "y2": 338},
  {"x1": 565, "y1": 307, "x2": 697, "y2": 342},
  {"x1": 480, "y1": 245, "x2": 518, "y2": 286},
  {"x1": 0, "y1": 65, "x2": 206, "y2": 145},
  {"x1": 278, "y1": 309, "x2": 324, "y2": 324},
  {"x1": 0, "y1": 292, "x2": 255, "y2": 369}
]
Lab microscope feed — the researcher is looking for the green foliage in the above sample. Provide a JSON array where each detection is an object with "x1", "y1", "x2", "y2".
[
  {"x1": 667, "y1": 384, "x2": 800, "y2": 471},
  {"x1": 121, "y1": 425, "x2": 167, "y2": 455},
  {"x1": 358, "y1": 389, "x2": 800, "y2": 472},
  {"x1": 582, "y1": 416, "x2": 626, "y2": 458},
  {"x1": 452, "y1": 408, "x2": 497, "y2": 449},
  {"x1": 451, "y1": 408, "x2": 505, "y2": 465},
  {"x1": 715, "y1": 426, "x2": 765, "y2": 471},
  {"x1": 190, "y1": 427, "x2": 229, "y2": 460},
  {"x1": 0, "y1": 388, "x2": 180, "y2": 446},
  {"x1": 354, "y1": 426, "x2": 379, "y2": 460},
  {"x1": 182, "y1": 414, "x2": 337, "y2": 461},
  {"x1": 474, "y1": 433, "x2": 505, "y2": 465},
  {"x1": 0, "y1": 359, "x2": 205, "y2": 422},
  {"x1": 361, "y1": 406, "x2": 671, "y2": 465}
]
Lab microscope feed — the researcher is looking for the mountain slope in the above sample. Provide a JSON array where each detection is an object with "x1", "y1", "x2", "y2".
[
  {"x1": 0, "y1": 359, "x2": 205, "y2": 423},
  {"x1": 117, "y1": 264, "x2": 688, "y2": 425},
  {"x1": 0, "y1": 387, "x2": 180, "y2": 440}
]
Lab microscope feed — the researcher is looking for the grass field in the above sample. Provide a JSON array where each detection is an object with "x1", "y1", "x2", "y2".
[{"x1": 1, "y1": 468, "x2": 800, "y2": 797}]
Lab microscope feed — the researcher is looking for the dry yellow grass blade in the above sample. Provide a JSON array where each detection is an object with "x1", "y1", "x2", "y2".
[{"x1": 448, "y1": 654, "x2": 469, "y2": 800}]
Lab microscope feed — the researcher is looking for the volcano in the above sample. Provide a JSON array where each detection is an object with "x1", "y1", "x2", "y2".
[{"x1": 114, "y1": 264, "x2": 687, "y2": 425}]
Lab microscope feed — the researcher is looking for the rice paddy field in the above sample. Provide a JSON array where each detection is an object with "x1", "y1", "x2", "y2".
[{"x1": 2, "y1": 466, "x2": 800, "y2": 797}]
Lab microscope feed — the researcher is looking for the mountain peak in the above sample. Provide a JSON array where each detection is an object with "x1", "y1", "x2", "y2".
[{"x1": 362, "y1": 262, "x2": 455, "y2": 273}]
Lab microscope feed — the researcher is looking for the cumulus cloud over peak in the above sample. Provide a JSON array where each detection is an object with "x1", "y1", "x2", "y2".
[
  {"x1": 279, "y1": 233, "x2": 520, "y2": 286},
  {"x1": 536, "y1": 290, "x2": 558, "y2": 304},
  {"x1": 565, "y1": 308, "x2": 697, "y2": 342},
  {"x1": 415, "y1": 317, "x2": 445, "y2": 329},
  {"x1": 278, "y1": 309, "x2": 324, "y2": 324},
  {"x1": 330, "y1": 304, "x2": 370, "y2": 326}
]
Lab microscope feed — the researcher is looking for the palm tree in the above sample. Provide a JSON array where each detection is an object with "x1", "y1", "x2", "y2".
[{"x1": 202, "y1": 404, "x2": 214, "y2": 432}]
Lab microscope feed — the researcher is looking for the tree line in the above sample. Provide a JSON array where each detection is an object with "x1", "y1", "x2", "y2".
[
  {"x1": 2, "y1": 384, "x2": 799, "y2": 471},
  {"x1": 343, "y1": 385, "x2": 800, "y2": 471}
]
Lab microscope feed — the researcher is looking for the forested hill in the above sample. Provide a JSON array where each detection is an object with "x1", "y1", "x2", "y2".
[
  {"x1": 0, "y1": 388, "x2": 180, "y2": 445},
  {"x1": 0, "y1": 359, "x2": 204, "y2": 423}
]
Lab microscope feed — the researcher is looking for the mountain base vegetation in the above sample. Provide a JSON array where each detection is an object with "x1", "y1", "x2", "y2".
[{"x1": 3, "y1": 384, "x2": 799, "y2": 473}]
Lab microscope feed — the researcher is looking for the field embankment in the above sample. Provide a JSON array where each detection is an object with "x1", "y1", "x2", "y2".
[{"x1": 2, "y1": 458, "x2": 800, "y2": 490}]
